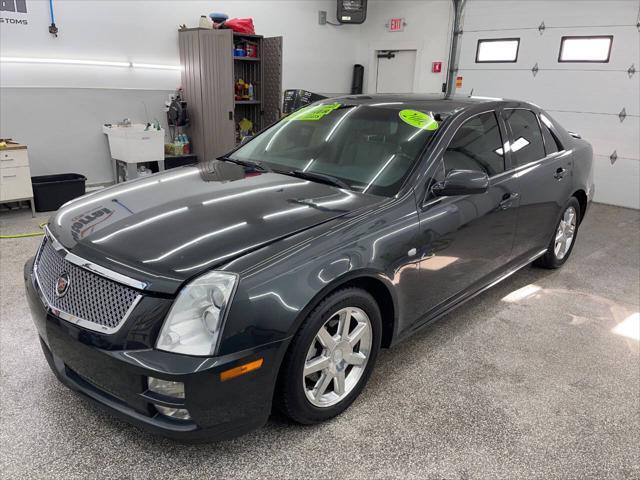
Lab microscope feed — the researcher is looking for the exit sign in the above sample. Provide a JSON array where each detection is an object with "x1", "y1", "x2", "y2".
[{"x1": 387, "y1": 18, "x2": 405, "y2": 32}]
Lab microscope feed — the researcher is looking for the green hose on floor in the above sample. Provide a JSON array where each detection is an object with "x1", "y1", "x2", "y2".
[{"x1": 0, "y1": 223, "x2": 47, "y2": 239}]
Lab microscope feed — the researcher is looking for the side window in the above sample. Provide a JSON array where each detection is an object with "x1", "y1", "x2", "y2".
[
  {"x1": 540, "y1": 121, "x2": 559, "y2": 155},
  {"x1": 540, "y1": 113, "x2": 564, "y2": 154},
  {"x1": 504, "y1": 109, "x2": 546, "y2": 166},
  {"x1": 443, "y1": 112, "x2": 505, "y2": 176}
]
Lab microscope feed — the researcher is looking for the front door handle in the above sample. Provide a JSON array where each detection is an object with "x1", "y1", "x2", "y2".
[
  {"x1": 499, "y1": 192, "x2": 520, "y2": 210},
  {"x1": 554, "y1": 167, "x2": 567, "y2": 180}
]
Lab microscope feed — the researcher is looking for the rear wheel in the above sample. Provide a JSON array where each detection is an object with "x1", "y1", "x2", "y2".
[
  {"x1": 534, "y1": 197, "x2": 580, "y2": 269},
  {"x1": 276, "y1": 288, "x2": 381, "y2": 424}
]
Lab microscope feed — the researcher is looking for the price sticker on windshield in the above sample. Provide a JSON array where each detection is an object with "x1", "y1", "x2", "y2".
[
  {"x1": 399, "y1": 109, "x2": 439, "y2": 131},
  {"x1": 289, "y1": 102, "x2": 342, "y2": 121}
]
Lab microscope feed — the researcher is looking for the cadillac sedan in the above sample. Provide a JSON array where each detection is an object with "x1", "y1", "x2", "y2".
[{"x1": 25, "y1": 95, "x2": 594, "y2": 441}]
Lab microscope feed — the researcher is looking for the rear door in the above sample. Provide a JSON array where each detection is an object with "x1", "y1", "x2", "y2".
[
  {"x1": 411, "y1": 110, "x2": 520, "y2": 322},
  {"x1": 502, "y1": 108, "x2": 573, "y2": 258}
]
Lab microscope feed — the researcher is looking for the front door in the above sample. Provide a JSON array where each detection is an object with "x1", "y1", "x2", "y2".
[{"x1": 410, "y1": 110, "x2": 519, "y2": 327}]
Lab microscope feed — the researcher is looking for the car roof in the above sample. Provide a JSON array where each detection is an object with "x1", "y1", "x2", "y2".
[{"x1": 330, "y1": 93, "x2": 530, "y2": 114}]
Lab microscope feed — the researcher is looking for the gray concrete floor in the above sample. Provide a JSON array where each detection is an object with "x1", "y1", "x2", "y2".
[{"x1": 0, "y1": 203, "x2": 638, "y2": 479}]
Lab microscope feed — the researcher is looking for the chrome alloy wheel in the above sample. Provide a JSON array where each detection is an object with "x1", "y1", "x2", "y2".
[
  {"x1": 554, "y1": 206, "x2": 577, "y2": 260},
  {"x1": 303, "y1": 307, "x2": 372, "y2": 408}
]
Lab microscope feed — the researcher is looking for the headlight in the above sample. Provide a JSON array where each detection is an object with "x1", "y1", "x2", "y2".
[{"x1": 156, "y1": 271, "x2": 237, "y2": 356}]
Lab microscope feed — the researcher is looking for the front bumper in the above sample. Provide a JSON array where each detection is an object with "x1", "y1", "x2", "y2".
[{"x1": 24, "y1": 259, "x2": 288, "y2": 442}]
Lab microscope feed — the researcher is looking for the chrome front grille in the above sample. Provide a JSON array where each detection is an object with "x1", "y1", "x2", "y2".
[{"x1": 34, "y1": 236, "x2": 141, "y2": 333}]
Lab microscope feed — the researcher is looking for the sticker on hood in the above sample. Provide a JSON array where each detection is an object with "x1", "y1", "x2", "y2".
[{"x1": 399, "y1": 109, "x2": 439, "y2": 131}]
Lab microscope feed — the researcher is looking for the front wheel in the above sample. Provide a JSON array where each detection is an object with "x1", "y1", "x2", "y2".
[
  {"x1": 275, "y1": 288, "x2": 382, "y2": 424},
  {"x1": 534, "y1": 197, "x2": 581, "y2": 269}
]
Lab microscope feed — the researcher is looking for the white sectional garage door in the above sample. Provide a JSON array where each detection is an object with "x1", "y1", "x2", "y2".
[{"x1": 455, "y1": 0, "x2": 640, "y2": 209}]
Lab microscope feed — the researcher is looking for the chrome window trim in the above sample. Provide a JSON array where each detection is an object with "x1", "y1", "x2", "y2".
[
  {"x1": 488, "y1": 149, "x2": 570, "y2": 182},
  {"x1": 43, "y1": 226, "x2": 147, "y2": 290},
  {"x1": 423, "y1": 149, "x2": 573, "y2": 207}
]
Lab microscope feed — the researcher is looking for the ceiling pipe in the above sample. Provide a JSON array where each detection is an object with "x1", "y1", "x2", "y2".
[{"x1": 445, "y1": 0, "x2": 466, "y2": 98}]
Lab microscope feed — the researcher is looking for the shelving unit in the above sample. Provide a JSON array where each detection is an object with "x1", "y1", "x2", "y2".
[{"x1": 178, "y1": 28, "x2": 282, "y2": 162}]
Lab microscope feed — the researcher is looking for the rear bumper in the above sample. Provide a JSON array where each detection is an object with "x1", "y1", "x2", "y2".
[{"x1": 24, "y1": 259, "x2": 288, "y2": 442}]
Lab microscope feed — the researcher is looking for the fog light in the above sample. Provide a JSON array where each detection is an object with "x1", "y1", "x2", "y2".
[
  {"x1": 154, "y1": 405, "x2": 191, "y2": 420},
  {"x1": 148, "y1": 377, "x2": 185, "y2": 399}
]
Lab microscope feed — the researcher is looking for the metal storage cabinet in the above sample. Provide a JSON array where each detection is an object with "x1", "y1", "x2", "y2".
[{"x1": 178, "y1": 28, "x2": 282, "y2": 162}]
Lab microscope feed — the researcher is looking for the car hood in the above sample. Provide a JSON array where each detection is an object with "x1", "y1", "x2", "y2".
[{"x1": 48, "y1": 161, "x2": 381, "y2": 294}]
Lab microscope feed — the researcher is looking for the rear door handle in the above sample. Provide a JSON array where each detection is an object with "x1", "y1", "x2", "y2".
[
  {"x1": 554, "y1": 167, "x2": 567, "y2": 180},
  {"x1": 499, "y1": 192, "x2": 520, "y2": 210}
]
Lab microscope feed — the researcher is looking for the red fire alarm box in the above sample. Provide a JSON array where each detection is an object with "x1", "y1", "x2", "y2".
[{"x1": 432, "y1": 62, "x2": 442, "y2": 73}]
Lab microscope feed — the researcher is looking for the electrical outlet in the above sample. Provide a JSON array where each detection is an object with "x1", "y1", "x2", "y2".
[{"x1": 318, "y1": 11, "x2": 327, "y2": 25}]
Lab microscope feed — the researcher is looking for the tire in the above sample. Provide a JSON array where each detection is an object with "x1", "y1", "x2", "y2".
[
  {"x1": 275, "y1": 287, "x2": 382, "y2": 424},
  {"x1": 534, "y1": 197, "x2": 581, "y2": 269}
]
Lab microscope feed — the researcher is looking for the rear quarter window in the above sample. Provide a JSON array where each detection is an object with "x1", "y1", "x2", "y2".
[{"x1": 504, "y1": 109, "x2": 546, "y2": 166}]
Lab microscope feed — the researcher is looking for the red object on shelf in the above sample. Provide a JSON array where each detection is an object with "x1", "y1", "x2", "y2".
[
  {"x1": 225, "y1": 18, "x2": 255, "y2": 34},
  {"x1": 246, "y1": 43, "x2": 257, "y2": 57},
  {"x1": 432, "y1": 61, "x2": 442, "y2": 73}
]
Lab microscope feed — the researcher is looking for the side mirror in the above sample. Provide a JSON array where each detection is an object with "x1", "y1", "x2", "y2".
[{"x1": 431, "y1": 169, "x2": 489, "y2": 197}]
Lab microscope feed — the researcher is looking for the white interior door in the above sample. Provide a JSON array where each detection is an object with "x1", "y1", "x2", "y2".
[{"x1": 375, "y1": 50, "x2": 417, "y2": 94}]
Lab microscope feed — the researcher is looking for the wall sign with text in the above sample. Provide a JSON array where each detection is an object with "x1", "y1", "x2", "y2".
[
  {"x1": 386, "y1": 18, "x2": 405, "y2": 32},
  {"x1": 1, "y1": 0, "x2": 29, "y2": 26}
]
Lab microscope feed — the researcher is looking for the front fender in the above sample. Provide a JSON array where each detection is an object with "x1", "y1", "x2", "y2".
[{"x1": 216, "y1": 197, "x2": 418, "y2": 356}]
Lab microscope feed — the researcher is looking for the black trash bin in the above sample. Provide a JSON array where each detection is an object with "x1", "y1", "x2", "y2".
[{"x1": 31, "y1": 174, "x2": 87, "y2": 212}]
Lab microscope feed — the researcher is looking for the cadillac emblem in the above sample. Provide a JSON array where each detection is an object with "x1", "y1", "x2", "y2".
[{"x1": 55, "y1": 272, "x2": 70, "y2": 298}]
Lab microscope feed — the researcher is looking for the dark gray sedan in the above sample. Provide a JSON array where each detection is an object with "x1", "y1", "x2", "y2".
[{"x1": 25, "y1": 95, "x2": 594, "y2": 441}]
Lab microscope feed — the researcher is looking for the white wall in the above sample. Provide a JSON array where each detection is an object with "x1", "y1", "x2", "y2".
[
  {"x1": 360, "y1": 0, "x2": 453, "y2": 95},
  {"x1": 0, "y1": 0, "x2": 366, "y2": 184},
  {"x1": 7, "y1": 0, "x2": 634, "y2": 209},
  {"x1": 455, "y1": 0, "x2": 640, "y2": 209},
  {"x1": 1, "y1": 0, "x2": 364, "y2": 93}
]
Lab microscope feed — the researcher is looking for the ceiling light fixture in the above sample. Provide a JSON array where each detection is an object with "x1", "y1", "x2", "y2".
[{"x1": 0, "y1": 56, "x2": 182, "y2": 70}]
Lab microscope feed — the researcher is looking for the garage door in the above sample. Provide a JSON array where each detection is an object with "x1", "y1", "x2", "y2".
[{"x1": 455, "y1": 0, "x2": 639, "y2": 209}]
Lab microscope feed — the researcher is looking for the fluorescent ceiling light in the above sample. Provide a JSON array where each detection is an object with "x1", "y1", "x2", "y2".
[
  {"x1": 0, "y1": 56, "x2": 130, "y2": 67},
  {"x1": 0, "y1": 56, "x2": 181, "y2": 70},
  {"x1": 132, "y1": 63, "x2": 183, "y2": 71},
  {"x1": 476, "y1": 39, "x2": 519, "y2": 62}
]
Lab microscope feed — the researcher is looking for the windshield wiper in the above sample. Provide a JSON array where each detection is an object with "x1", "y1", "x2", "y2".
[
  {"x1": 217, "y1": 155, "x2": 269, "y2": 172},
  {"x1": 276, "y1": 169, "x2": 350, "y2": 189}
]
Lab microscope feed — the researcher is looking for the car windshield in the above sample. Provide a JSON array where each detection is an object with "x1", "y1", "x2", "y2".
[{"x1": 229, "y1": 103, "x2": 440, "y2": 196}]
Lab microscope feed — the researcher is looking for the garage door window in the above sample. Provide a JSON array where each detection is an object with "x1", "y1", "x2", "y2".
[
  {"x1": 504, "y1": 109, "x2": 545, "y2": 167},
  {"x1": 475, "y1": 38, "x2": 520, "y2": 63},
  {"x1": 558, "y1": 36, "x2": 613, "y2": 63},
  {"x1": 443, "y1": 112, "x2": 505, "y2": 176}
]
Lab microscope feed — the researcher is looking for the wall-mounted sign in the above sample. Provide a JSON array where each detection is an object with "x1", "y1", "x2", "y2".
[
  {"x1": 455, "y1": 76, "x2": 463, "y2": 88},
  {"x1": 1, "y1": 0, "x2": 27, "y2": 13},
  {"x1": 337, "y1": 0, "x2": 367, "y2": 24},
  {"x1": 1, "y1": 0, "x2": 28, "y2": 26},
  {"x1": 432, "y1": 62, "x2": 442, "y2": 73},
  {"x1": 387, "y1": 18, "x2": 405, "y2": 32}
]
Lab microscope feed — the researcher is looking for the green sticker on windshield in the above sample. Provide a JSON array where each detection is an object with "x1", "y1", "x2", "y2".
[
  {"x1": 399, "y1": 109, "x2": 439, "y2": 131},
  {"x1": 289, "y1": 102, "x2": 342, "y2": 121}
]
